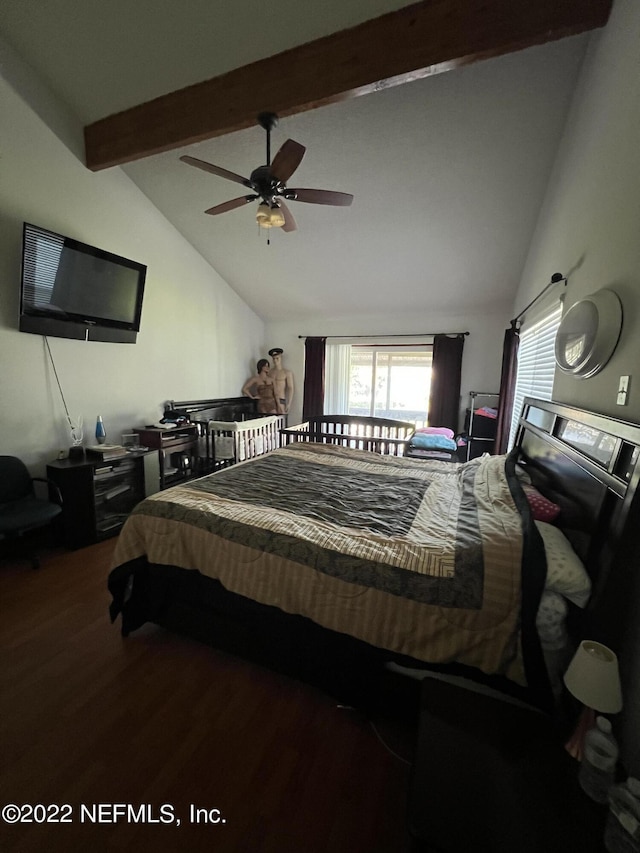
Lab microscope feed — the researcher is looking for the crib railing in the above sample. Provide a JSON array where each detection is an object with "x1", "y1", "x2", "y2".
[{"x1": 280, "y1": 415, "x2": 415, "y2": 456}]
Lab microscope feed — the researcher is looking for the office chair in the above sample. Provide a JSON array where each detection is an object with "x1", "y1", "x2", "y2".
[{"x1": 0, "y1": 456, "x2": 63, "y2": 568}]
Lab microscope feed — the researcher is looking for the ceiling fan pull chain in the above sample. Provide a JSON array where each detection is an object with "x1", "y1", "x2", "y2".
[{"x1": 258, "y1": 220, "x2": 271, "y2": 246}]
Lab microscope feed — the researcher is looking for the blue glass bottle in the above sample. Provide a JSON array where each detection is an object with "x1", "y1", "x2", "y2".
[{"x1": 95, "y1": 415, "x2": 106, "y2": 445}]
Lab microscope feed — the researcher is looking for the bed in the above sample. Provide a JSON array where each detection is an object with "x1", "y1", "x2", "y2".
[{"x1": 108, "y1": 398, "x2": 640, "y2": 715}]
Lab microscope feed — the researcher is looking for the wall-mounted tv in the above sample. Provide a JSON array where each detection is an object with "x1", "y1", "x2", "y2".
[{"x1": 19, "y1": 222, "x2": 147, "y2": 343}]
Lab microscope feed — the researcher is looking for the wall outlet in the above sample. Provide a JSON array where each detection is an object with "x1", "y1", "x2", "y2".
[
  {"x1": 617, "y1": 390, "x2": 628, "y2": 406},
  {"x1": 619, "y1": 375, "x2": 630, "y2": 393}
]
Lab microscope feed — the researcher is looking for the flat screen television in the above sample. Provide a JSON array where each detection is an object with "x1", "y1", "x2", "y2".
[{"x1": 19, "y1": 222, "x2": 147, "y2": 343}]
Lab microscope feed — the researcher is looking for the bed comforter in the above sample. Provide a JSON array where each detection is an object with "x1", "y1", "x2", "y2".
[
  {"x1": 109, "y1": 443, "x2": 547, "y2": 690},
  {"x1": 110, "y1": 443, "x2": 546, "y2": 686}
]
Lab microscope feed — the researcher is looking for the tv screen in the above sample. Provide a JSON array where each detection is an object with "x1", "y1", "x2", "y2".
[{"x1": 19, "y1": 223, "x2": 147, "y2": 343}]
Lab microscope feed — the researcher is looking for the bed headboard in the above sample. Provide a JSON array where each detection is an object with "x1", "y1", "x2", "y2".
[
  {"x1": 166, "y1": 396, "x2": 258, "y2": 423},
  {"x1": 513, "y1": 397, "x2": 640, "y2": 647}
]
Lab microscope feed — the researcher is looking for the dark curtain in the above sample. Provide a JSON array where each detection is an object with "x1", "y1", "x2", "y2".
[
  {"x1": 302, "y1": 337, "x2": 326, "y2": 421},
  {"x1": 428, "y1": 334, "x2": 465, "y2": 432},
  {"x1": 495, "y1": 322, "x2": 520, "y2": 454}
]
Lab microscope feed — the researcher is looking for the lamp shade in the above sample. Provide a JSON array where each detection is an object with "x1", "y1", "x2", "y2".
[{"x1": 563, "y1": 640, "x2": 623, "y2": 713}]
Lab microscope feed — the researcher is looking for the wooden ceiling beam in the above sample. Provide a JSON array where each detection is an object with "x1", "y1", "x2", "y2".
[{"x1": 84, "y1": 0, "x2": 612, "y2": 171}]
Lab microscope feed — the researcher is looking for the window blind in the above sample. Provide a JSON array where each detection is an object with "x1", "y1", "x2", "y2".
[{"x1": 508, "y1": 301, "x2": 563, "y2": 448}]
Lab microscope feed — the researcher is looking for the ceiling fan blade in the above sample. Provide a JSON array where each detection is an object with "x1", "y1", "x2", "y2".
[
  {"x1": 286, "y1": 188, "x2": 354, "y2": 206},
  {"x1": 205, "y1": 196, "x2": 257, "y2": 216},
  {"x1": 278, "y1": 201, "x2": 297, "y2": 233},
  {"x1": 270, "y1": 140, "x2": 306, "y2": 183},
  {"x1": 180, "y1": 155, "x2": 254, "y2": 189}
]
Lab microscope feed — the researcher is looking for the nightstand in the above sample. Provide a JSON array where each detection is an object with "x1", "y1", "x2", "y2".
[{"x1": 408, "y1": 677, "x2": 607, "y2": 852}]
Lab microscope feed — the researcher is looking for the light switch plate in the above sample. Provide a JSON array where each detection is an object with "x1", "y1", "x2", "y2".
[
  {"x1": 619, "y1": 375, "x2": 630, "y2": 393},
  {"x1": 617, "y1": 390, "x2": 628, "y2": 405}
]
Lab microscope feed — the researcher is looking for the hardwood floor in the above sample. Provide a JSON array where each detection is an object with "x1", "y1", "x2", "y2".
[{"x1": 0, "y1": 538, "x2": 418, "y2": 853}]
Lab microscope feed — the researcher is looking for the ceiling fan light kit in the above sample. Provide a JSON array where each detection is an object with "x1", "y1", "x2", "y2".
[
  {"x1": 256, "y1": 203, "x2": 286, "y2": 229},
  {"x1": 180, "y1": 112, "x2": 353, "y2": 235}
]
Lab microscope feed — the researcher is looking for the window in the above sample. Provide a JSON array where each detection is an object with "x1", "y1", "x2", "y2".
[
  {"x1": 326, "y1": 344, "x2": 433, "y2": 426},
  {"x1": 508, "y1": 301, "x2": 563, "y2": 448}
]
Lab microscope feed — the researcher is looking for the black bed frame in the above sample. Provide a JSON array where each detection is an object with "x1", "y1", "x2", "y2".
[
  {"x1": 166, "y1": 395, "x2": 258, "y2": 422},
  {"x1": 110, "y1": 398, "x2": 640, "y2": 715}
]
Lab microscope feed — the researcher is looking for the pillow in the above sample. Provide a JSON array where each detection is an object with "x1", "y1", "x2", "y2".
[
  {"x1": 414, "y1": 426, "x2": 455, "y2": 439},
  {"x1": 521, "y1": 483, "x2": 561, "y2": 522},
  {"x1": 536, "y1": 590, "x2": 569, "y2": 651},
  {"x1": 408, "y1": 433, "x2": 458, "y2": 451},
  {"x1": 535, "y1": 521, "x2": 592, "y2": 608}
]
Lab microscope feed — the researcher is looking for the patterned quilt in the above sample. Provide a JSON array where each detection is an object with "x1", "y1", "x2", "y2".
[{"x1": 109, "y1": 443, "x2": 547, "y2": 691}]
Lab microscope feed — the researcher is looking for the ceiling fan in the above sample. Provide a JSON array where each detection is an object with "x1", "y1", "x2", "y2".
[{"x1": 180, "y1": 112, "x2": 353, "y2": 232}]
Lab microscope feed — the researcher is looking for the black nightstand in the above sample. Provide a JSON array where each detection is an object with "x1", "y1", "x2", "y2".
[{"x1": 408, "y1": 677, "x2": 607, "y2": 852}]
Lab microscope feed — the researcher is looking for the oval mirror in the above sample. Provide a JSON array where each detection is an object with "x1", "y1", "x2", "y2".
[{"x1": 555, "y1": 289, "x2": 622, "y2": 378}]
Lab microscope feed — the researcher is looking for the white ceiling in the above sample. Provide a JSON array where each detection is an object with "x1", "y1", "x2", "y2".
[{"x1": 0, "y1": 1, "x2": 591, "y2": 323}]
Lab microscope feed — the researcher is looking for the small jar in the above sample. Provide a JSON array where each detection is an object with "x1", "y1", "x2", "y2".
[{"x1": 579, "y1": 716, "x2": 618, "y2": 803}]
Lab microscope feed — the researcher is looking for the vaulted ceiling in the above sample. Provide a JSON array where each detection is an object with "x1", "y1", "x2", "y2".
[{"x1": 0, "y1": 0, "x2": 612, "y2": 322}]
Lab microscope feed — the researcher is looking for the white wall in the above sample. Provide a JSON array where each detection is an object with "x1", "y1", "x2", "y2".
[
  {"x1": 0, "y1": 56, "x2": 264, "y2": 473},
  {"x1": 511, "y1": 0, "x2": 640, "y2": 774},
  {"x1": 514, "y1": 0, "x2": 640, "y2": 423},
  {"x1": 266, "y1": 302, "x2": 510, "y2": 428}
]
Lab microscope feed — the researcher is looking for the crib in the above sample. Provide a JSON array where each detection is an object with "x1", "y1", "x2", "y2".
[
  {"x1": 208, "y1": 415, "x2": 286, "y2": 468},
  {"x1": 280, "y1": 415, "x2": 415, "y2": 456}
]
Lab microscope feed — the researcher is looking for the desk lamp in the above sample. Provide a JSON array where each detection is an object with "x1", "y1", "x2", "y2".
[{"x1": 563, "y1": 640, "x2": 623, "y2": 760}]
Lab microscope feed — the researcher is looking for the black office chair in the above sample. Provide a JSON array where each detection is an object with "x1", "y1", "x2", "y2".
[{"x1": 0, "y1": 456, "x2": 63, "y2": 568}]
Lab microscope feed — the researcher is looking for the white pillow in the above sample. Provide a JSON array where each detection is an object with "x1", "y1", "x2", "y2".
[
  {"x1": 535, "y1": 521, "x2": 592, "y2": 608},
  {"x1": 536, "y1": 590, "x2": 569, "y2": 651}
]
